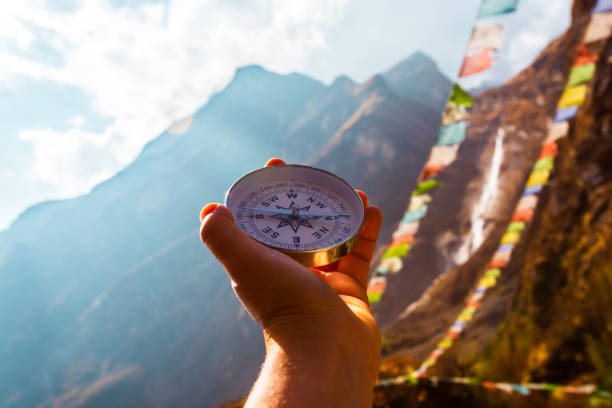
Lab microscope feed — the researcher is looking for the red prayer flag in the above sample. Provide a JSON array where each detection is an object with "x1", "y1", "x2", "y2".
[
  {"x1": 574, "y1": 44, "x2": 598, "y2": 66},
  {"x1": 483, "y1": 381, "x2": 497, "y2": 390},
  {"x1": 466, "y1": 300, "x2": 481, "y2": 308},
  {"x1": 459, "y1": 49, "x2": 494, "y2": 77},
  {"x1": 419, "y1": 165, "x2": 444, "y2": 182},
  {"x1": 488, "y1": 259, "x2": 508, "y2": 268},
  {"x1": 391, "y1": 235, "x2": 415, "y2": 247},
  {"x1": 447, "y1": 331, "x2": 460, "y2": 339},
  {"x1": 512, "y1": 209, "x2": 534, "y2": 223},
  {"x1": 539, "y1": 141, "x2": 558, "y2": 158}
]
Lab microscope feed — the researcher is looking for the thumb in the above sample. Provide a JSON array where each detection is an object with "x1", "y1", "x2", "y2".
[{"x1": 199, "y1": 204, "x2": 333, "y2": 321}]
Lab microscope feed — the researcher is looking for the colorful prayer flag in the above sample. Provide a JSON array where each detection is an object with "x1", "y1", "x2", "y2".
[
  {"x1": 468, "y1": 24, "x2": 506, "y2": 51},
  {"x1": 489, "y1": 258, "x2": 509, "y2": 268},
  {"x1": 539, "y1": 141, "x2": 559, "y2": 159},
  {"x1": 477, "y1": 0, "x2": 519, "y2": 18},
  {"x1": 390, "y1": 235, "x2": 415, "y2": 247},
  {"x1": 368, "y1": 293, "x2": 381, "y2": 303},
  {"x1": 419, "y1": 165, "x2": 444, "y2": 182},
  {"x1": 566, "y1": 62, "x2": 596, "y2": 88},
  {"x1": 512, "y1": 384, "x2": 530, "y2": 395},
  {"x1": 459, "y1": 49, "x2": 495, "y2": 77},
  {"x1": 594, "y1": 0, "x2": 612, "y2": 14},
  {"x1": 479, "y1": 274, "x2": 498, "y2": 288},
  {"x1": 522, "y1": 185, "x2": 543, "y2": 196},
  {"x1": 546, "y1": 122, "x2": 569, "y2": 143},
  {"x1": 401, "y1": 205, "x2": 428, "y2": 224},
  {"x1": 498, "y1": 243, "x2": 514, "y2": 252},
  {"x1": 427, "y1": 145, "x2": 460, "y2": 167},
  {"x1": 517, "y1": 195, "x2": 538, "y2": 212},
  {"x1": 512, "y1": 209, "x2": 534, "y2": 223},
  {"x1": 383, "y1": 242, "x2": 410, "y2": 259},
  {"x1": 534, "y1": 156, "x2": 554, "y2": 172},
  {"x1": 501, "y1": 231, "x2": 521, "y2": 244},
  {"x1": 448, "y1": 83, "x2": 474, "y2": 107},
  {"x1": 527, "y1": 170, "x2": 551, "y2": 187},
  {"x1": 485, "y1": 268, "x2": 501, "y2": 277},
  {"x1": 441, "y1": 102, "x2": 469, "y2": 125},
  {"x1": 414, "y1": 179, "x2": 442, "y2": 196},
  {"x1": 489, "y1": 249, "x2": 512, "y2": 268},
  {"x1": 393, "y1": 221, "x2": 420, "y2": 238},
  {"x1": 436, "y1": 121, "x2": 467, "y2": 146},
  {"x1": 408, "y1": 194, "x2": 432, "y2": 212},
  {"x1": 507, "y1": 221, "x2": 526, "y2": 233},
  {"x1": 438, "y1": 337, "x2": 454, "y2": 348},
  {"x1": 574, "y1": 44, "x2": 598, "y2": 66},
  {"x1": 377, "y1": 257, "x2": 403, "y2": 275},
  {"x1": 585, "y1": 11, "x2": 612, "y2": 43},
  {"x1": 558, "y1": 84, "x2": 588, "y2": 108},
  {"x1": 554, "y1": 106, "x2": 578, "y2": 122}
]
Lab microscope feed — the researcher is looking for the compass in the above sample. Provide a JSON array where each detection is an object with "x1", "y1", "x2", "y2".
[{"x1": 225, "y1": 165, "x2": 365, "y2": 267}]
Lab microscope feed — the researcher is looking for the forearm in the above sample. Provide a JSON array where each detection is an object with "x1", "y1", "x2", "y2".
[{"x1": 245, "y1": 327, "x2": 378, "y2": 408}]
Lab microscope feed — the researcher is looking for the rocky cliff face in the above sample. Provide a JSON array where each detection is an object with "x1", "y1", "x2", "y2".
[{"x1": 375, "y1": 0, "x2": 612, "y2": 406}]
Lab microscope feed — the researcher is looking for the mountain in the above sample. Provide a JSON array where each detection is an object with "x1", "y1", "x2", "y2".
[
  {"x1": 374, "y1": 0, "x2": 612, "y2": 406},
  {"x1": 0, "y1": 52, "x2": 450, "y2": 407}
]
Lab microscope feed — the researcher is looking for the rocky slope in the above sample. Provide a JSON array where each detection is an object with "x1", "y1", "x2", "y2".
[{"x1": 375, "y1": 0, "x2": 612, "y2": 406}]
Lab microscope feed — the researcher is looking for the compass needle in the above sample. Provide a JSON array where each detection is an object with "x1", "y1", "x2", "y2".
[{"x1": 226, "y1": 165, "x2": 365, "y2": 267}]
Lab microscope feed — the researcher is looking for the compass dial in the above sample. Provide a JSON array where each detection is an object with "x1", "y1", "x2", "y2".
[{"x1": 225, "y1": 165, "x2": 364, "y2": 267}]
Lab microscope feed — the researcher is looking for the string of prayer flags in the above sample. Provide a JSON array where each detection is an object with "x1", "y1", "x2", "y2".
[
  {"x1": 539, "y1": 141, "x2": 558, "y2": 158},
  {"x1": 376, "y1": 374, "x2": 604, "y2": 400},
  {"x1": 554, "y1": 106, "x2": 579, "y2": 122},
  {"x1": 367, "y1": 276, "x2": 387, "y2": 303},
  {"x1": 468, "y1": 24, "x2": 506, "y2": 51},
  {"x1": 585, "y1": 10, "x2": 612, "y2": 43},
  {"x1": 401, "y1": 205, "x2": 429, "y2": 224},
  {"x1": 392, "y1": 221, "x2": 419, "y2": 239},
  {"x1": 557, "y1": 84, "x2": 588, "y2": 108},
  {"x1": 566, "y1": 62, "x2": 596, "y2": 88},
  {"x1": 448, "y1": 84, "x2": 474, "y2": 107},
  {"x1": 477, "y1": 0, "x2": 519, "y2": 19},
  {"x1": 594, "y1": 0, "x2": 612, "y2": 14},
  {"x1": 419, "y1": 165, "x2": 444, "y2": 182},
  {"x1": 436, "y1": 121, "x2": 467, "y2": 146},
  {"x1": 459, "y1": 49, "x2": 495, "y2": 77}
]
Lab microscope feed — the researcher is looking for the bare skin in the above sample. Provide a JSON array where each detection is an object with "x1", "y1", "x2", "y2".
[{"x1": 199, "y1": 158, "x2": 382, "y2": 408}]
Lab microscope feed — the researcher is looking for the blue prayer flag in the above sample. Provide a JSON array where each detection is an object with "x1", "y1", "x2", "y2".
[
  {"x1": 401, "y1": 205, "x2": 428, "y2": 224},
  {"x1": 522, "y1": 185, "x2": 543, "y2": 196},
  {"x1": 554, "y1": 106, "x2": 578, "y2": 122},
  {"x1": 498, "y1": 244, "x2": 515, "y2": 252},
  {"x1": 436, "y1": 121, "x2": 466, "y2": 146},
  {"x1": 511, "y1": 384, "x2": 530, "y2": 395},
  {"x1": 478, "y1": 0, "x2": 520, "y2": 18}
]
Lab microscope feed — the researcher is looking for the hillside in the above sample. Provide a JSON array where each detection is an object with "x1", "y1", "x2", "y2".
[{"x1": 374, "y1": 0, "x2": 612, "y2": 406}]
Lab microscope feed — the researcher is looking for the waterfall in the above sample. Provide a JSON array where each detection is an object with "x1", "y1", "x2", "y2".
[{"x1": 454, "y1": 128, "x2": 505, "y2": 264}]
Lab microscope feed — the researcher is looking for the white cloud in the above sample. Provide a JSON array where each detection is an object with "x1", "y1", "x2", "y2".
[{"x1": 1, "y1": 0, "x2": 348, "y2": 199}]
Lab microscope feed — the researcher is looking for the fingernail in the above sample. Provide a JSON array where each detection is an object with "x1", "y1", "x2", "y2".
[{"x1": 200, "y1": 203, "x2": 220, "y2": 222}]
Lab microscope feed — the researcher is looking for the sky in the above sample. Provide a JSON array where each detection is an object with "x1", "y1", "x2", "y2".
[{"x1": 0, "y1": 0, "x2": 572, "y2": 230}]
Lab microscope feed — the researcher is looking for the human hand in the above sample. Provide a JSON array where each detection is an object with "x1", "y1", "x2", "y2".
[{"x1": 199, "y1": 158, "x2": 382, "y2": 407}]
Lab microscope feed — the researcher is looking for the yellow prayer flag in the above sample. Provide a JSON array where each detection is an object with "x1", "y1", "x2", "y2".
[
  {"x1": 527, "y1": 170, "x2": 550, "y2": 187},
  {"x1": 557, "y1": 84, "x2": 587, "y2": 108}
]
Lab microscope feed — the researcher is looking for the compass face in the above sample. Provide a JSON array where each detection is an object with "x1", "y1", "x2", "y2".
[{"x1": 225, "y1": 165, "x2": 364, "y2": 264}]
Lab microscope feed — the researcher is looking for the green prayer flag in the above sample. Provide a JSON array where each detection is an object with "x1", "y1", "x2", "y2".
[
  {"x1": 383, "y1": 243, "x2": 410, "y2": 259},
  {"x1": 533, "y1": 156, "x2": 554, "y2": 172},
  {"x1": 368, "y1": 292, "x2": 382, "y2": 303},
  {"x1": 448, "y1": 83, "x2": 473, "y2": 107},
  {"x1": 541, "y1": 383, "x2": 558, "y2": 391},
  {"x1": 477, "y1": 0, "x2": 519, "y2": 18},
  {"x1": 566, "y1": 62, "x2": 595, "y2": 88},
  {"x1": 436, "y1": 121, "x2": 466, "y2": 146},
  {"x1": 506, "y1": 221, "x2": 526, "y2": 233},
  {"x1": 413, "y1": 179, "x2": 442, "y2": 196},
  {"x1": 408, "y1": 375, "x2": 419, "y2": 385},
  {"x1": 594, "y1": 390, "x2": 612, "y2": 399},
  {"x1": 466, "y1": 378, "x2": 480, "y2": 385},
  {"x1": 485, "y1": 268, "x2": 501, "y2": 277}
]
